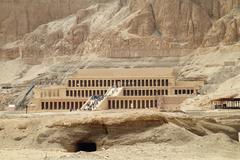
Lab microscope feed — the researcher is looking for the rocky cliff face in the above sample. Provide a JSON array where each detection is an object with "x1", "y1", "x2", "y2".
[
  {"x1": 0, "y1": 0, "x2": 112, "y2": 46},
  {"x1": 0, "y1": 0, "x2": 240, "y2": 64}
]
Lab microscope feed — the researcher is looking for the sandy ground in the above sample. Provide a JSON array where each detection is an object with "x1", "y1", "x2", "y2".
[
  {"x1": 0, "y1": 139, "x2": 239, "y2": 160},
  {"x1": 0, "y1": 110, "x2": 240, "y2": 160}
]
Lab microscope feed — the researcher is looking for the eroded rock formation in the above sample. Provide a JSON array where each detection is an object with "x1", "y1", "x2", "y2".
[
  {"x1": 0, "y1": 111, "x2": 240, "y2": 152},
  {"x1": 0, "y1": 0, "x2": 239, "y2": 64}
]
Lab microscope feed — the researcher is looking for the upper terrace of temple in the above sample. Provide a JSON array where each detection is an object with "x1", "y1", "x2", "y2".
[{"x1": 68, "y1": 68, "x2": 175, "y2": 79}]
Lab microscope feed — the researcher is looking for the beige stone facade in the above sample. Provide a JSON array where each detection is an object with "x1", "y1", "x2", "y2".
[{"x1": 30, "y1": 68, "x2": 204, "y2": 112}]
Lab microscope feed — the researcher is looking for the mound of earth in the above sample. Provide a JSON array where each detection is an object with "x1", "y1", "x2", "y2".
[{"x1": 0, "y1": 110, "x2": 240, "y2": 160}]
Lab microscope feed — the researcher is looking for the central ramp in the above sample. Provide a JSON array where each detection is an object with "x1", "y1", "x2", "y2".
[{"x1": 81, "y1": 87, "x2": 123, "y2": 111}]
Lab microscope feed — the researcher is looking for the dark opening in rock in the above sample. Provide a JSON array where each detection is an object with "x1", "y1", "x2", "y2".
[{"x1": 74, "y1": 142, "x2": 97, "y2": 152}]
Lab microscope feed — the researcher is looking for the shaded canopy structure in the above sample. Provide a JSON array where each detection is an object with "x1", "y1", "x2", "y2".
[{"x1": 211, "y1": 97, "x2": 240, "y2": 109}]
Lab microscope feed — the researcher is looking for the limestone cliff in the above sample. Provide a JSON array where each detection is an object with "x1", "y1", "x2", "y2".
[
  {"x1": 0, "y1": 0, "x2": 240, "y2": 64},
  {"x1": 0, "y1": 0, "x2": 112, "y2": 46}
]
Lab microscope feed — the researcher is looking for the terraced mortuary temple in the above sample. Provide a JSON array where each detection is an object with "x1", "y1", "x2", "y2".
[{"x1": 30, "y1": 68, "x2": 204, "y2": 112}]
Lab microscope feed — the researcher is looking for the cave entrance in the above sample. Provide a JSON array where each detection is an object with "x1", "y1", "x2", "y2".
[{"x1": 74, "y1": 142, "x2": 97, "y2": 152}]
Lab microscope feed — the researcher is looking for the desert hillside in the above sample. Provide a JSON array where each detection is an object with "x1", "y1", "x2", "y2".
[
  {"x1": 1, "y1": 1, "x2": 240, "y2": 159},
  {"x1": 1, "y1": 0, "x2": 240, "y2": 62},
  {"x1": 0, "y1": 0, "x2": 240, "y2": 109}
]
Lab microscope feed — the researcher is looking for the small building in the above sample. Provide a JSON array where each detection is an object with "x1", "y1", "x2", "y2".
[
  {"x1": 211, "y1": 97, "x2": 240, "y2": 109},
  {"x1": 7, "y1": 105, "x2": 16, "y2": 112},
  {"x1": 29, "y1": 68, "x2": 204, "y2": 112}
]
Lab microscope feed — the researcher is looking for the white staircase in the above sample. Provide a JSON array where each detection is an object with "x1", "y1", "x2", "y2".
[
  {"x1": 81, "y1": 95, "x2": 104, "y2": 111},
  {"x1": 81, "y1": 87, "x2": 123, "y2": 111},
  {"x1": 106, "y1": 87, "x2": 123, "y2": 97}
]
